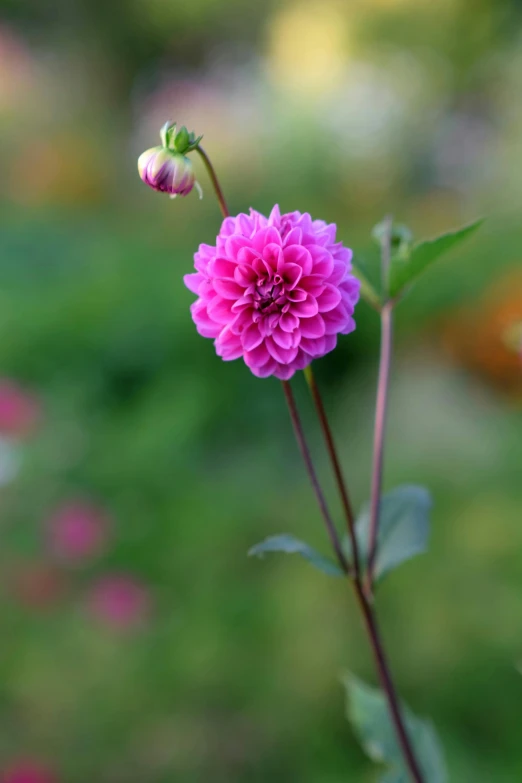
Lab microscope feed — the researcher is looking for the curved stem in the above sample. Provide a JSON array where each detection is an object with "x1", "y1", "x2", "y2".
[
  {"x1": 304, "y1": 365, "x2": 362, "y2": 582},
  {"x1": 195, "y1": 145, "x2": 230, "y2": 219},
  {"x1": 283, "y1": 378, "x2": 424, "y2": 783},
  {"x1": 354, "y1": 582, "x2": 425, "y2": 783},
  {"x1": 366, "y1": 301, "x2": 393, "y2": 590},
  {"x1": 366, "y1": 215, "x2": 394, "y2": 593},
  {"x1": 281, "y1": 380, "x2": 350, "y2": 575}
]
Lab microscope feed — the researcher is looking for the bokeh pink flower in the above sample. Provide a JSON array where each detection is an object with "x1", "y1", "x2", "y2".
[
  {"x1": 1, "y1": 760, "x2": 56, "y2": 783},
  {"x1": 47, "y1": 500, "x2": 110, "y2": 565},
  {"x1": 88, "y1": 574, "x2": 151, "y2": 631},
  {"x1": 184, "y1": 206, "x2": 360, "y2": 379},
  {"x1": 0, "y1": 379, "x2": 40, "y2": 438}
]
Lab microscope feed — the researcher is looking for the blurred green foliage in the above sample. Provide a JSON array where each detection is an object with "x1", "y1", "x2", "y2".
[{"x1": 0, "y1": 0, "x2": 521, "y2": 780}]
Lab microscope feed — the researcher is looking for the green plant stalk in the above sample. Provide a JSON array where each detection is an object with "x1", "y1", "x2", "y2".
[
  {"x1": 304, "y1": 365, "x2": 361, "y2": 581},
  {"x1": 282, "y1": 378, "x2": 424, "y2": 783},
  {"x1": 196, "y1": 145, "x2": 230, "y2": 218},
  {"x1": 366, "y1": 215, "x2": 394, "y2": 591},
  {"x1": 200, "y1": 156, "x2": 424, "y2": 783}
]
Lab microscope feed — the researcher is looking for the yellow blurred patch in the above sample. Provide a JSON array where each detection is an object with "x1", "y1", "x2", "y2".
[{"x1": 267, "y1": 1, "x2": 349, "y2": 99}]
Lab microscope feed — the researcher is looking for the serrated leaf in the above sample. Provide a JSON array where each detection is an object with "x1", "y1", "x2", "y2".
[
  {"x1": 343, "y1": 674, "x2": 447, "y2": 783},
  {"x1": 389, "y1": 218, "x2": 483, "y2": 298},
  {"x1": 355, "y1": 485, "x2": 431, "y2": 582},
  {"x1": 248, "y1": 534, "x2": 344, "y2": 577}
]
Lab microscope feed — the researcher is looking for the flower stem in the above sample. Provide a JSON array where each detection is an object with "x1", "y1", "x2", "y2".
[
  {"x1": 283, "y1": 378, "x2": 424, "y2": 783},
  {"x1": 303, "y1": 365, "x2": 361, "y2": 582},
  {"x1": 353, "y1": 581, "x2": 425, "y2": 783},
  {"x1": 366, "y1": 301, "x2": 393, "y2": 590},
  {"x1": 366, "y1": 214, "x2": 394, "y2": 593},
  {"x1": 195, "y1": 146, "x2": 230, "y2": 219},
  {"x1": 281, "y1": 380, "x2": 350, "y2": 575}
]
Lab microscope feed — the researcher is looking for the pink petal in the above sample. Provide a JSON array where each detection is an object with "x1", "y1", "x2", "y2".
[
  {"x1": 244, "y1": 342, "x2": 270, "y2": 368},
  {"x1": 252, "y1": 226, "x2": 282, "y2": 252},
  {"x1": 231, "y1": 307, "x2": 255, "y2": 334},
  {"x1": 212, "y1": 258, "x2": 237, "y2": 279},
  {"x1": 340, "y1": 277, "x2": 361, "y2": 306},
  {"x1": 226, "y1": 235, "x2": 253, "y2": 259},
  {"x1": 215, "y1": 327, "x2": 244, "y2": 360},
  {"x1": 231, "y1": 294, "x2": 254, "y2": 311},
  {"x1": 263, "y1": 243, "x2": 284, "y2": 271},
  {"x1": 272, "y1": 327, "x2": 293, "y2": 349},
  {"x1": 241, "y1": 323, "x2": 263, "y2": 351},
  {"x1": 322, "y1": 306, "x2": 349, "y2": 334},
  {"x1": 291, "y1": 349, "x2": 312, "y2": 371},
  {"x1": 279, "y1": 312, "x2": 299, "y2": 332},
  {"x1": 333, "y1": 246, "x2": 353, "y2": 265},
  {"x1": 314, "y1": 224, "x2": 336, "y2": 246},
  {"x1": 183, "y1": 273, "x2": 203, "y2": 294},
  {"x1": 286, "y1": 288, "x2": 307, "y2": 303},
  {"x1": 301, "y1": 274, "x2": 326, "y2": 297},
  {"x1": 234, "y1": 264, "x2": 257, "y2": 286},
  {"x1": 207, "y1": 296, "x2": 234, "y2": 324},
  {"x1": 237, "y1": 246, "x2": 260, "y2": 266},
  {"x1": 323, "y1": 334, "x2": 338, "y2": 353},
  {"x1": 191, "y1": 302, "x2": 222, "y2": 338},
  {"x1": 283, "y1": 245, "x2": 313, "y2": 275},
  {"x1": 317, "y1": 283, "x2": 342, "y2": 312},
  {"x1": 281, "y1": 263, "x2": 302, "y2": 289},
  {"x1": 300, "y1": 336, "x2": 326, "y2": 357},
  {"x1": 290, "y1": 296, "x2": 319, "y2": 318},
  {"x1": 308, "y1": 246, "x2": 334, "y2": 278},
  {"x1": 220, "y1": 217, "x2": 236, "y2": 236},
  {"x1": 212, "y1": 279, "x2": 244, "y2": 300},
  {"x1": 329, "y1": 261, "x2": 348, "y2": 286},
  {"x1": 299, "y1": 314, "x2": 325, "y2": 338},
  {"x1": 266, "y1": 338, "x2": 298, "y2": 364},
  {"x1": 252, "y1": 256, "x2": 272, "y2": 279},
  {"x1": 268, "y1": 204, "x2": 281, "y2": 225},
  {"x1": 283, "y1": 227, "x2": 303, "y2": 246},
  {"x1": 273, "y1": 364, "x2": 295, "y2": 380},
  {"x1": 340, "y1": 317, "x2": 356, "y2": 336},
  {"x1": 249, "y1": 358, "x2": 278, "y2": 378}
]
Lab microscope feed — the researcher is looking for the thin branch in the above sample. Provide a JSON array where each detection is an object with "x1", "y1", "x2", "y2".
[
  {"x1": 366, "y1": 214, "x2": 394, "y2": 592},
  {"x1": 195, "y1": 145, "x2": 230, "y2": 219},
  {"x1": 281, "y1": 380, "x2": 350, "y2": 576},
  {"x1": 284, "y1": 377, "x2": 424, "y2": 783},
  {"x1": 304, "y1": 365, "x2": 362, "y2": 582},
  {"x1": 354, "y1": 581, "x2": 425, "y2": 783}
]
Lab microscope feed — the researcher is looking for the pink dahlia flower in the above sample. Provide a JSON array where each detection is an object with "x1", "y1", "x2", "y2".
[
  {"x1": 46, "y1": 500, "x2": 110, "y2": 565},
  {"x1": 88, "y1": 574, "x2": 151, "y2": 631},
  {"x1": 184, "y1": 206, "x2": 360, "y2": 379},
  {"x1": 2, "y1": 760, "x2": 57, "y2": 783},
  {"x1": 0, "y1": 379, "x2": 40, "y2": 438}
]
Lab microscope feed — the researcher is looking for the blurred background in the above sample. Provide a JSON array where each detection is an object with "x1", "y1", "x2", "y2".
[{"x1": 0, "y1": 0, "x2": 521, "y2": 780}]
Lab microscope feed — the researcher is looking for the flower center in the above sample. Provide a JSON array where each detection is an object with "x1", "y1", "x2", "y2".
[{"x1": 254, "y1": 277, "x2": 284, "y2": 313}]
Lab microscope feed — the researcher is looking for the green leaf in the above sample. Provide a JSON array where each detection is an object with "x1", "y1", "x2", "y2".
[
  {"x1": 343, "y1": 674, "x2": 447, "y2": 783},
  {"x1": 380, "y1": 772, "x2": 409, "y2": 783},
  {"x1": 344, "y1": 485, "x2": 432, "y2": 583},
  {"x1": 248, "y1": 534, "x2": 344, "y2": 577},
  {"x1": 352, "y1": 255, "x2": 381, "y2": 311},
  {"x1": 361, "y1": 485, "x2": 432, "y2": 582},
  {"x1": 389, "y1": 218, "x2": 484, "y2": 298}
]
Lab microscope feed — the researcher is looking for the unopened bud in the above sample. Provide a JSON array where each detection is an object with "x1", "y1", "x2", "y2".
[{"x1": 138, "y1": 147, "x2": 199, "y2": 198}]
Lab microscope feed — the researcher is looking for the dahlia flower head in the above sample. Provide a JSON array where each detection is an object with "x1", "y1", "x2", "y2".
[{"x1": 184, "y1": 206, "x2": 360, "y2": 380}]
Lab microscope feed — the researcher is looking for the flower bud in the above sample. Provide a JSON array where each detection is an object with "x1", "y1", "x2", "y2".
[
  {"x1": 137, "y1": 146, "x2": 197, "y2": 198},
  {"x1": 372, "y1": 220, "x2": 413, "y2": 261}
]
